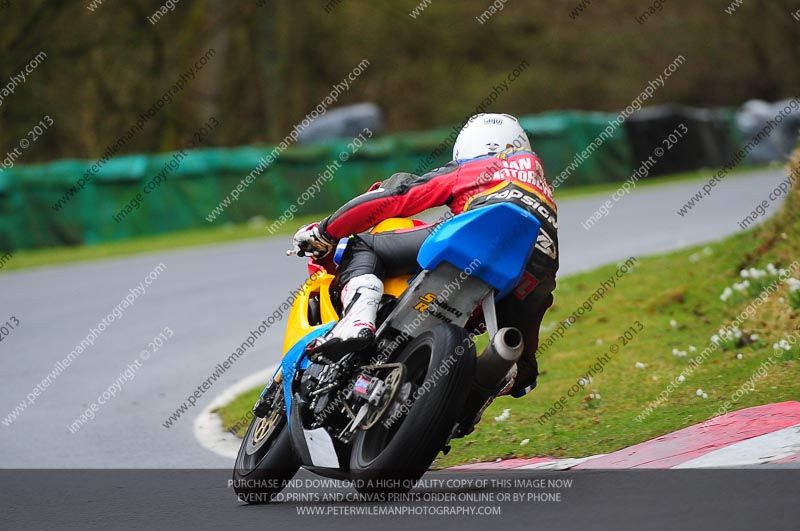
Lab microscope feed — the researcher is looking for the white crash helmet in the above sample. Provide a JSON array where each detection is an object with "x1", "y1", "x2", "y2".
[{"x1": 453, "y1": 113, "x2": 531, "y2": 161}]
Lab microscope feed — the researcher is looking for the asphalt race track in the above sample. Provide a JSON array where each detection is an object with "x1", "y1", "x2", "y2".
[
  {"x1": 0, "y1": 167, "x2": 788, "y2": 469},
  {"x1": 4, "y1": 468, "x2": 799, "y2": 531}
]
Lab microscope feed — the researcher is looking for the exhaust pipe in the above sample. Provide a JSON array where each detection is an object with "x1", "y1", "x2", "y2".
[
  {"x1": 475, "y1": 327, "x2": 524, "y2": 390},
  {"x1": 454, "y1": 328, "x2": 524, "y2": 438}
]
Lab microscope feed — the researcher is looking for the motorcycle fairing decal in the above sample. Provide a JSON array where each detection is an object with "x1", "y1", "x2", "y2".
[
  {"x1": 374, "y1": 263, "x2": 491, "y2": 343},
  {"x1": 414, "y1": 291, "x2": 465, "y2": 320},
  {"x1": 279, "y1": 322, "x2": 335, "y2": 424}
]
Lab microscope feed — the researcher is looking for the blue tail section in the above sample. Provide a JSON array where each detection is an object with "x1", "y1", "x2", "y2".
[{"x1": 418, "y1": 203, "x2": 541, "y2": 299}]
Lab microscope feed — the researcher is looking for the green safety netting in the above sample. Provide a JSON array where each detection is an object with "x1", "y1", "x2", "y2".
[
  {"x1": 0, "y1": 110, "x2": 737, "y2": 251},
  {"x1": 519, "y1": 111, "x2": 636, "y2": 187}
]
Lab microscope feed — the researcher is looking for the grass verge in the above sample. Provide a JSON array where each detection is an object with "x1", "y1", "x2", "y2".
[{"x1": 215, "y1": 156, "x2": 799, "y2": 467}]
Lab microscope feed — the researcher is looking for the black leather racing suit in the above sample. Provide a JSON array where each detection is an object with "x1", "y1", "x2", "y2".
[{"x1": 320, "y1": 149, "x2": 558, "y2": 397}]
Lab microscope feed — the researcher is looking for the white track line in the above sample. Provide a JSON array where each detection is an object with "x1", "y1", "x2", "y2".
[
  {"x1": 516, "y1": 454, "x2": 607, "y2": 470},
  {"x1": 673, "y1": 423, "x2": 800, "y2": 468},
  {"x1": 193, "y1": 365, "x2": 278, "y2": 460}
]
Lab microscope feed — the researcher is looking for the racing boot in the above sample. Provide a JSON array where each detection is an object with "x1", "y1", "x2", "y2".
[{"x1": 310, "y1": 274, "x2": 383, "y2": 361}]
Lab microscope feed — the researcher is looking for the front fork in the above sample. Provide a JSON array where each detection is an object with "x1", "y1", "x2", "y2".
[{"x1": 253, "y1": 376, "x2": 282, "y2": 418}]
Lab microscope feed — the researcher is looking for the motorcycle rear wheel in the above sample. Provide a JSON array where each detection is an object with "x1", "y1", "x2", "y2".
[{"x1": 349, "y1": 323, "x2": 475, "y2": 493}]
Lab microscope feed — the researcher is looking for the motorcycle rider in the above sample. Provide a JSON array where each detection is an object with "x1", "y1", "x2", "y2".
[{"x1": 292, "y1": 113, "x2": 558, "y2": 398}]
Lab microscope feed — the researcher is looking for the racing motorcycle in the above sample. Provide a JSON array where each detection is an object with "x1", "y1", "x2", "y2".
[{"x1": 232, "y1": 202, "x2": 542, "y2": 502}]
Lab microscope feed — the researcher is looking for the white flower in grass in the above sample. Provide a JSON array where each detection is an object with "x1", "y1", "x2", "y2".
[
  {"x1": 750, "y1": 334, "x2": 760, "y2": 342},
  {"x1": 703, "y1": 246, "x2": 713, "y2": 256},
  {"x1": 702, "y1": 393, "x2": 708, "y2": 399},
  {"x1": 669, "y1": 319, "x2": 677, "y2": 327},
  {"x1": 696, "y1": 389, "x2": 704, "y2": 397},
  {"x1": 780, "y1": 269, "x2": 788, "y2": 277},
  {"x1": 635, "y1": 362, "x2": 647, "y2": 369},
  {"x1": 767, "y1": 263, "x2": 777, "y2": 275},
  {"x1": 689, "y1": 345, "x2": 697, "y2": 352},
  {"x1": 689, "y1": 253, "x2": 701, "y2": 263},
  {"x1": 786, "y1": 278, "x2": 800, "y2": 293},
  {"x1": 494, "y1": 408, "x2": 511, "y2": 422},
  {"x1": 740, "y1": 269, "x2": 750, "y2": 278},
  {"x1": 595, "y1": 338, "x2": 604, "y2": 345},
  {"x1": 588, "y1": 393, "x2": 601, "y2": 400},
  {"x1": 677, "y1": 374, "x2": 686, "y2": 383},
  {"x1": 733, "y1": 281, "x2": 750, "y2": 293},
  {"x1": 715, "y1": 327, "x2": 741, "y2": 345},
  {"x1": 720, "y1": 287, "x2": 733, "y2": 301},
  {"x1": 736, "y1": 353, "x2": 743, "y2": 360},
  {"x1": 779, "y1": 339, "x2": 791, "y2": 351},
  {"x1": 520, "y1": 439, "x2": 530, "y2": 446}
]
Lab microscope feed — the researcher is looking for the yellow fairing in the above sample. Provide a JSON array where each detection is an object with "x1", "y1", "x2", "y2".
[
  {"x1": 372, "y1": 218, "x2": 416, "y2": 233},
  {"x1": 282, "y1": 272, "x2": 339, "y2": 355},
  {"x1": 278, "y1": 218, "x2": 418, "y2": 374},
  {"x1": 382, "y1": 276, "x2": 410, "y2": 298},
  {"x1": 372, "y1": 218, "x2": 415, "y2": 296}
]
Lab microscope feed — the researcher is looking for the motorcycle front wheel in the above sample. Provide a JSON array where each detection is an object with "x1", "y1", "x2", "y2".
[{"x1": 232, "y1": 390, "x2": 299, "y2": 504}]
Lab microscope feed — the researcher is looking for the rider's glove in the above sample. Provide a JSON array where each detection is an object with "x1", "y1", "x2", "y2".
[{"x1": 292, "y1": 222, "x2": 335, "y2": 259}]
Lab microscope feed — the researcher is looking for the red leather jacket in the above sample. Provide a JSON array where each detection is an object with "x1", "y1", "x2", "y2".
[{"x1": 320, "y1": 148, "x2": 555, "y2": 240}]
